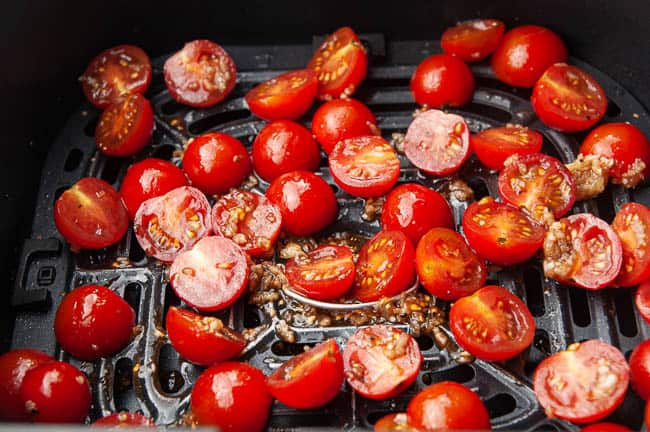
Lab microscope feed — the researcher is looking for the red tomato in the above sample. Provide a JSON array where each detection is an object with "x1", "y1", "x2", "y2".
[
  {"x1": 380, "y1": 183, "x2": 454, "y2": 245},
  {"x1": 54, "y1": 285, "x2": 135, "y2": 361},
  {"x1": 612, "y1": 203, "x2": 650, "y2": 286},
  {"x1": 349, "y1": 230, "x2": 416, "y2": 302},
  {"x1": 646, "y1": 402, "x2": 650, "y2": 429},
  {"x1": 533, "y1": 340, "x2": 629, "y2": 423},
  {"x1": 252, "y1": 120, "x2": 320, "y2": 182},
  {"x1": 450, "y1": 285, "x2": 535, "y2": 361},
  {"x1": 20, "y1": 361, "x2": 91, "y2": 423},
  {"x1": 285, "y1": 245, "x2": 355, "y2": 300},
  {"x1": 471, "y1": 124, "x2": 543, "y2": 170},
  {"x1": 120, "y1": 158, "x2": 188, "y2": 219},
  {"x1": 95, "y1": 93, "x2": 153, "y2": 157},
  {"x1": 462, "y1": 197, "x2": 546, "y2": 266},
  {"x1": 308, "y1": 27, "x2": 367, "y2": 100},
  {"x1": 343, "y1": 325, "x2": 422, "y2": 400},
  {"x1": 92, "y1": 412, "x2": 155, "y2": 428},
  {"x1": 0, "y1": 349, "x2": 52, "y2": 421},
  {"x1": 311, "y1": 98, "x2": 379, "y2": 154},
  {"x1": 54, "y1": 177, "x2": 129, "y2": 250},
  {"x1": 407, "y1": 381, "x2": 490, "y2": 431},
  {"x1": 579, "y1": 123, "x2": 650, "y2": 188},
  {"x1": 191, "y1": 362, "x2": 272, "y2": 432},
  {"x1": 415, "y1": 227, "x2": 487, "y2": 300},
  {"x1": 374, "y1": 413, "x2": 417, "y2": 431},
  {"x1": 80, "y1": 45, "x2": 151, "y2": 109},
  {"x1": 267, "y1": 339, "x2": 344, "y2": 409},
  {"x1": 163, "y1": 40, "x2": 236, "y2": 108},
  {"x1": 133, "y1": 186, "x2": 211, "y2": 262},
  {"x1": 212, "y1": 190, "x2": 282, "y2": 256},
  {"x1": 266, "y1": 171, "x2": 338, "y2": 236},
  {"x1": 441, "y1": 19, "x2": 505, "y2": 62},
  {"x1": 404, "y1": 110, "x2": 470, "y2": 175},
  {"x1": 630, "y1": 339, "x2": 650, "y2": 400},
  {"x1": 636, "y1": 280, "x2": 650, "y2": 325},
  {"x1": 245, "y1": 69, "x2": 318, "y2": 121},
  {"x1": 410, "y1": 54, "x2": 475, "y2": 108},
  {"x1": 170, "y1": 236, "x2": 248, "y2": 311},
  {"x1": 166, "y1": 306, "x2": 246, "y2": 366},
  {"x1": 581, "y1": 423, "x2": 631, "y2": 432},
  {"x1": 491, "y1": 25, "x2": 568, "y2": 88},
  {"x1": 182, "y1": 132, "x2": 251, "y2": 195},
  {"x1": 329, "y1": 135, "x2": 400, "y2": 198},
  {"x1": 543, "y1": 213, "x2": 622, "y2": 290}
]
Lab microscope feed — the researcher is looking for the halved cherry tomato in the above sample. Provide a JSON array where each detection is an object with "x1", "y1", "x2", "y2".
[
  {"x1": 134, "y1": 186, "x2": 211, "y2": 262},
  {"x1": 267, "y1": 339, "x2": 344, "y2": 409},
  {"x1": 170, "y1": 236, "x2": 248, "y2": 311},
  {"x1": 92, "y1": 412, "x2": 155, "y2": 428},
  {"x1": 286, "y1": 245, "x2": 355, "y2": 300},
  {"x1": 95, "y1": 93, "x2": 153, "y2": 156},
  {"x1": 329, "y1": 136, "x2": 400, "y2": 198},
  {"x1": 415, "y1": 227, "x2": 487, "y2": 300},
  {"x1": 581, "y1": 423, "x2": 631, "y2": 432},
  {"x1": 404, "y1": 110, "x2": 470, "y2": 176},
  {"x1": 0, "y1": 349, "x2": 53, "y2": 421},
  {"x1": 54, "y1": 177, "x2": 129, "y2": 250},
  {"x1": 245, "y1": 69, "x2": 318, "y2": 121},
  {"x1": 311, "y1": 98, "x2": 379, "y2": 154},
  {"x1": 543, "y1": 213, "x2": 622, "y2": 290},
  {"x1": 343, "y1": 325, "x2": 422, "y2": 400},
  {"x1": 470, "y1": 124, "x2": 543, "y2": 170},
  {"x1": 450, "y1": 285, "x2": 535, "y2": 361},
  {"x1": 533, "y1": 339, "x2": 629, "y2": 423},
  {"x1": 462, "y1": 197, "x2": 546, "y2": 266},
  {"x1": 166, "y1": 306, "x2": 246, "y2": 366},
  {"x1": 491, "y1": 25, "x2": 568, "y2": 88},
  {"x1": 612, "y1": 203, "x2": 650, "y2": 286},
  {"x1": 80, "y1": 45, "x2": 151, "y2": 109},
  {"x1": 349, "y1": 230, "x2": 416, "y2": 302},
  {"x1": 163, "y1": 40, "x2": 236, "y2": 108},
  {"x1": 410, "y1": 54, "x2": 475, "y2": 108},
  {"x1": 212, "y1": 190, "x2": 282, "y2": 256},
  {"x1": 635, "y1": 280, "x2": 650, "y2": 325},
  {"x1": 441, "y1": 19, "x2": 505, "y2": 62},
  {"x1": 308, "y1": 27, "x2": 367, "y2": 100},
  {"x1": 374, "y1": 413, "x2": 416, "y2": 431},
  {"x1": 630, "y1": 339, "x2": 650, "y2": 400}
]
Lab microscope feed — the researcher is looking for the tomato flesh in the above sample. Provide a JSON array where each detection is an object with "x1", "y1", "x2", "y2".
[
  {"x1": 92, "y1": 412, "x2": 155, "y2": 427},
  {"x1": 410, "y1": 54, "x2": 475, "y2": 108},
  {"x1": 285, "y1": 245, "x2": 355, "y2": 300},
  {"x1": 612, "y1": 203, "x2": 650, "y2": 286},
  {"x1": 245, "y1": 69, "x2": 318, "y2": 121},
  {"x1": 441, "y1": 19, "x2": 505, "y2": 62},
  {"x1": 95, "y1": 93, "x2": 153, "y2": 157},
  {"x1": 636, "y1": 280, "x2": 650, "y2": 325},
  {"x1": 471, "y1": 124, "x2": 543, "y2": 170},
  {"x1": 311, "y1": 98, "x2": 379, "y2": 154},
  {"x1": 0, "y1": 349, "x2": 53, "y2": 421}
]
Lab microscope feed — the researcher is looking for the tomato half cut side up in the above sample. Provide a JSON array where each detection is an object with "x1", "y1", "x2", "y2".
[
  {"x1": 636, "y1": 280, "x2": 650, "y2": 325},
  {"x1": 285, "y1": 245, "x2": 355, "y2": 300},
  {"x1": 470, "y1": 124, "x2": 543, "y2": 170},
  {"x1": 441, "y1": 19, "x2": 505, "y2": 62},
  {"x1": 612, "y1": 203, "x2": 650, "y2": 286},
  {"x1": 245, "y1": 69, "x2": 318, "y2": 121},
  {"x1": 343, "y1": 325, "x2": 422, "y2": 400},
  {"x1": 95, "y1": 93, "x2": 154, "y2": 157},
  {"x1": 533, "y1": 339, "x2": 629, "y2": 423}
]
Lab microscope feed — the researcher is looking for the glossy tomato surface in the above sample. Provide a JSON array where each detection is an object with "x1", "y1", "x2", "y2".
[
  {"x1": 471, "y1": 124, "x2": 543, "y2": 170},
  {"x1": 410, "y1": 54, "x2": 475, "y2": 108},
  {"x1": 285, "y1": 245, "x2": 355, "y2": 300},
  {"x1": 636, "y1": 280, "x2": 650, "y2": 325},
  {"x1": 245, "y1": 69, "x2": 318, "y2": 121},
  {"x1": 374, "y1": 413, "x2": 417, "y2": 431},
  {"x1": 630, "y1": 339, "x2": 650, "y2": 400},
  {"x1": 92, "y1": 412, "x2": 155, "y2": 428},
  {"x1": 0, "y1": 349, "x2": 52, "y2": 421},
  {"x1": 612, "y1": 203, "x2": 650, "y2": 286},
  {"x1": 581, "y1": 423, "x2": 631, "y2": 432},
  {"x1": 95, "y1": 93, "x2": 153, "y2": 157},
  {"x1": 311, "y1": 98, "x2": 379, "y2": 154},
  {"x1": 441, "y1": 19, "x2": 505, "y2": 62}
]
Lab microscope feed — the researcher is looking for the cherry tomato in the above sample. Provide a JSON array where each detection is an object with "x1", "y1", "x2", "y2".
[
  {"x1": 630, "y1": 339, "x2": 650, "y2": 400},
  {"x1": 415, "y1": 227, "x2": 487, "y2": 300},
  {"x1": 311, "y1": 98, "x2": 379, "y2": 154},
  {"x1": 95, "y1": 93, "x2": 153, "y2": 157},
  {"x1": 407, "y1": 381, "x2": 491, "y2": 431},
  {"x1": 163, "y1": 40, "x2": 236, "y2": 108},
  {"x1": 450, "y1": 285, "x2": 535, "y2": 361},
  {"x1": 374, "y1": 413, "x2": 417, "y2": 431},
  {"x1": 646, "y1": 402, "x2": 650, "y2": 429},
  {"x1": 266, "y1": 171, "x2": 338, "y2": 236},
  {"x1": 462, "y1": 197, "x2": 546, "y2": 266},
  {"x1": 245, "y1": 69, "x2": 318, "y2": 121},
  {"x1": 166, "y1": 306, "x2": 246, "y2": 366},
  {"x1": 267, "y1": 339, "x2": 344, "y2": 409},
  {"x1": 286, "y1": 245, "x2": 355, "y2": 300},
  {"x1": 182, "y1": 132, "x2": 252, "y2": 195},
  {"x1": 191, "y1": 362, "x2": 272, "y2": 432},
  {"x1": 20, "y1": 361, "x2": 91, "y2": 423},
  {"x1": 0, "y1": 349, "x2": 53, "y2": 421},
  {"x1": 170, "y1": 236, "x2": 248, "y2": 311},
  {"x1": 543, "y1": 213, "x2": 622, "y2": 290},
  {"x1": 120, "y1": 158, "x2": 188, "y2": 219},
  {"x1": 343, "y1": 325, "x2": 422, "y2": 400},
  {"x1": 252, "y1": 120, "x2": 320, "y2": 182},
  {"x1": 410, "y1": 54, "x2": 475, "y2": 108},
  {"x1": 533, "y1": 339, "x2": 629, "y2": 423},
  {"x1": 612, "y1": 203, "x2": 650, "y2": 286},
  {"x1": 636, "y1": 280, "x2": 650, "y2": 325},
  {"x1": 54, "y1": 284, "x2": 135, "y2": 361},
  {"x1": 470, "y1": 124, "x2": 543, "y2": 170},
  {"x1": 329, "y1": 135, "x2": 400, "y2": 198},
  {"x1": 491, "y1": 25, "x2": 568, "y2": 88},
  {"x1": 579, "y1": 123, "x2": 650, "y2": 188},
  {"x1": 349, "y1": 230, "x2": 416, "y2": 302},
  {"x1": 92, "y1": 412, "x2": 155, "y2": 428},
  {"x1": 441, "y1": 19, "x2": 505, "y2": 62},
  {"x1": 133, "y1": 186, "x2": 211, "y2": 262},
  {"x1": 308, "y1": 27, "x2": 367, "y2": 100},
  {"x1": 80, "y1": 45, "x2": 151, "y2": 109},
  {"x1": 581, "y1": 423, "x2": 631, "y2": 432},
  {"x1": 404, "y1": 110, "x2": 470, "y2": 175},
  {"x1": 212, "y1": 190, "x2": 282, "y2": 256},
  {"x1": 54, "y1": 177, "x2": 129, "y2": 250}
]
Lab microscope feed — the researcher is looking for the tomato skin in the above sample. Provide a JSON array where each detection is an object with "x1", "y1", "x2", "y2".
[
  {"x1": 191, "y1": 362, "x2": 272, "y2": 432},
  {"x1": 635, "y1": 280, "x2": 650, "y2": 325},
  {"x1": 441, "y1": 19, "x2": 505, "y2": 62},
  {"x1": 580, "y1": 423, "x2": 631, "y2": 432},
  {"x1": 95, "y1": 93, "x2": 154, "y2": 157},
  {"x1": 92, "y1": 412, "x2": 155, "y2": 427},
  {"x1": 612, "y1": 203, "x2": 650, "y2": 286},
  {"x1": 0, "y1": 349, "x2": 53, "y2": 421},
  {"x1": 285, "y1": 245, "x2": 355, "y2": 300},
  {"x1": 252, "y1": 120, "x2": 320, "y2": 182},
  {"x1": 267, "y1": 339, "x2": 344, "y2": 409},
  {"x1": 311, "y1": 98, "x2": 379, "y2": 154},
  {"x1": 410, "y1": 54, "x2": 475, "y2": 108},
  {"x1": 646, "y1": 402, "x2": 650, "y2": 429},
  {"x1": 630, "y1": 339, "x2": 650, "y2": 400},
  {"x1": 470, "y1": 124, "x2": 543, "y2": 170},
  {"x1": 245, "y1": 69, "x2": 318, "y2": 121},
  {"x1": 374, "y1": 413, "x2": 417, "y2": 431}
]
